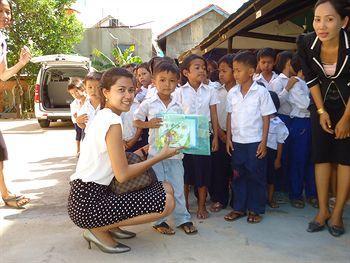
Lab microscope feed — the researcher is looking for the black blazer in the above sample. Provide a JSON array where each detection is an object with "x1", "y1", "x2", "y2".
[{"x1": 297, "y1": 28, "x2": 350, "y2": 107}]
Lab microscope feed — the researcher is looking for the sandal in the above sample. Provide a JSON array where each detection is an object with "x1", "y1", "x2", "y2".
[
  {"x1": 306, "y1": 197, "x2": 319, "y2": 208},
  {"x1": 247, "y1": 212, "x2": 262, "y2": 224},
  {"x1": 2, "y1": 195, "x2": 30, "y2": 209},
  {"x1": 224, "y1": 211, "x2": 246, "y2": 222},
  {"x1": 267, "y1": 199, "x2": 279, "y2": 208},
  {"x1": 153, "y1": 222, "x2": 175, "y2": 235},
  {"x1": 209, "y1": 202, "x2": 223, "y2": 213},
  {"x1": 178, "y1": 222, "x2": 198, "y2": 235},
  {"x1": 290, "y1": 199, "x2": 305, "y2": 209}
]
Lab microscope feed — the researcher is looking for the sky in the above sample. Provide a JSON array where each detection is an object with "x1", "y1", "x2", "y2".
[{"x1": 73, "y1": 0, "x2": 247, "y2": 38}]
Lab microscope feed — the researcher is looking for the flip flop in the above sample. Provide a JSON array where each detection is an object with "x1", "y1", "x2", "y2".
[
  {"x1": 224, "y1": 211, "x2": 246, "y2": 221},
  {"x1": 247, "y1": 212, "x2": 262, "y2": 224},
  {"x1": 178, "y1": 222, "x2": 198, "y2": 235},
  {"x1": 153, "y1": 222, "x2": 175, "y2": 235},
  {"x1": 209, "y1": 202, "x2": 224, "y2": 213},
  {"x1": 2, "y1": 195, "x2": 30, "y2": 209}
]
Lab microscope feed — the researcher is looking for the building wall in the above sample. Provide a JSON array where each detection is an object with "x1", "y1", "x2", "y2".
[
  {"x1": 75, "y1": 28, "x2": 153, "y2": 63},
  {"x1": 165, "y1": 11, "x2": 226, "y2": 58}
]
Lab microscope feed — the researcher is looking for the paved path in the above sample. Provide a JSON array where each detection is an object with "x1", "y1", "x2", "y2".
[{"x1": 0, "y1": 119, "x2": 349, "y2": 263}]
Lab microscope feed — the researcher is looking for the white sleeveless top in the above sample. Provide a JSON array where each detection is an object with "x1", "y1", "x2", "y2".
[{"x1": 70, "y1": 108, "x2": 123, "y2": 185}]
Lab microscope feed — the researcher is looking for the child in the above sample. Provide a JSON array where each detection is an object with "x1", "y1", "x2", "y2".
[
  {"x1": 270, "y1": 51, "x2": 295, "y2": 195},
  {"x1": 266, "y1": 91, "x2": 289, "y2": 208},
  {"x1": 67, "y1": 79, "x2": 86, "y2": 156},
  {"x1": 134, "y1": 62, "x2": 197, "y2": 235},
  {"x1": 76, "y1": 72, "x2": 102, "y2": 135},
  {"x1": 135, "y1": 63, "x2": 152, "y2": 103},
  {"x1": 175, "y1": 54, "x2": 220, "y2": 219},
  {"x1": 0, "y1": 0, "x2": 31, "y2": 209},
  {"x1": 210, "y1": 54, "x2": 236, "y2": 213},
  {"x1": 288, "y1": 54, "x2": 317, "y2": 209},
  {"x1": 225, "y1": 51, "x2": 276, "y2": 223},
  {"x1": 120, "y1": 96, "x2": 143, "y2": 152},
  {"x1": 254, "y1": 48, "x2": 278, "y2": 89}
]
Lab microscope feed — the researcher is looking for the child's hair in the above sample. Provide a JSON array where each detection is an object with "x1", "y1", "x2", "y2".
[
  {"x1": 206, "y1": 59, "x2": 218, "y2": 70},
  {"x1": 180, "y1": 54, "x2": 207, "y2": 85},
  {"x1": 148, "y1": 56, "x2": 176, "y2": 75},
  {"x1": 136, "y1": 62, "x2": 151, "y2": 73},
  {"x1": 233, "y1": 51, "x2": 257, "y2": 70},
  {"x1": 257, "y1": 48, "x2": 276, "y2": 61},
  {"x1": 269, "y1": 91, "x2": 280, "y2": 112},
  {"x1": 67, "y1": 78, "x2": 84, "y2": 91},
  {"x1": 315, "y1": 0, "x2": 350, "y2": 28},
  {"x1": 275, "y1": 51, "x2": 293, "y2": 74},
  {"x1": 290, "y1": 54, "x2": 302, "y2": 73},
  {"x1": 218, "y1": 54, "x2": 235, "y2": 69},
  {"x1": 84, "y1": 71, "x2": 103, "y2": 84},
  {"x1": 99, "y1": 67, "x2": 134, "y2": 109},
  {"x1": 153, "y1": 61, "x2": 180, "y2": 79}
]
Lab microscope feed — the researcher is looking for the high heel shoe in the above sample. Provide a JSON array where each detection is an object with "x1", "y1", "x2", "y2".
[
  {"x1": 109, "y1": 228, "x2": 136, "y2": 239},
  {"x1": 83, "y1": 229, "x2": 131, "y2": 253}
]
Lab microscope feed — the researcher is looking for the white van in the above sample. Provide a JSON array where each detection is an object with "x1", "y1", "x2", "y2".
[{"x1": 32, "y1": 54, "x2": 91, "y2": 128}]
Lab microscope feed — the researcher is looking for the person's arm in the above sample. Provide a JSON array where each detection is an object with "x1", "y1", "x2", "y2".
[
  {"x1": 226, "y1": 113, "x2": 233, "y2": 156},
  {"x1": 256, "y1": 115, "x2": 269, "y2": 159},
  {"x1": 0, "y1": 46, "x2": 31, "y2": 82},
  {"x1": 209, "y1": 104, "x2": 219, "y2": 152},
  {"x1": 125, "y1": 128, "x2": 143, "y2": 150},
  {"x1": 106, "y1": 124, "x2": 181, "y2": 183},
  {"x1": 289, "y1": 81, "x2": 310, "y2": 109},
  {"x1": 274, "y1": 143, "x2": 283, "y2": 170},
  {"x1": 335, "y1": 98, "x2": 350, "y2": 139}
]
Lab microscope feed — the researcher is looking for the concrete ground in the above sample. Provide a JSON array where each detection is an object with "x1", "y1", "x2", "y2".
[{"x1": 0, "y1": 119, "x2": 349, "y2": 263}]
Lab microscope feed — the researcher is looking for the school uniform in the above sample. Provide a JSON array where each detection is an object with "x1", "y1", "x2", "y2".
[
  {"x1": 266, "y1": 117, "x2": 289, "y2": 187},
  {"x1": 254, "y1": 72, "x2": 279, "y2": 90},
  {"x1": 77, "y1": 98, "x2": 100, "y2": 135},
  {"x1": 210, "y1": 84, "x2": 231, "y2": 207},
  {"x1": 135, "y1": 86, "x2": 148, "y2": 103},
  {"x1": 68, "y1": 108, "x2": 166, "y2": 229},
  {"x1": 288, "y1": 78, "x2": 316, "y2": 200},
  {"x1": 174, "y1": 82, "x2": 219, "y2": 188},
  {"x1": 270, "y1": 73, "x2": 293, "y2": 192},
  {"x1": 70, "y1": 99, "x2": 84, "y2": 141},
  {"x1": 297, "y1": 28, "x2": 350, "y2": 165},
  {"x1": 226, "y1": 81, "x2": 276, "y2": 214},
  {"x1": 134, "y1": 93, "x2": 191, "y2": 227},
  {"x1": 120, "y1": 98, "x2": 144, "y2": 152}
]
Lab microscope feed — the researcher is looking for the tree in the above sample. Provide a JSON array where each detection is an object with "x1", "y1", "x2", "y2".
[
  {"x1": 92, "y1": 45, "x2": 142, "y2": 71},
  {"x1": 4, "y1": 0, "x2": 84, "y2": 116},
  {"x1": 6, "y1": 0, "x2": 84, "y2": 78}
]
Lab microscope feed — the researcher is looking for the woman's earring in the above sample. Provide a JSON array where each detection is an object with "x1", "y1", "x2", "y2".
[{"x1": 105, "y1": 98, "x2": 108, "y2": 102}]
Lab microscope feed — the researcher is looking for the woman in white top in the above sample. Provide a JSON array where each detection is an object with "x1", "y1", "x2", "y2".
[
  {"x1": 67, "y1": 68, "x2": 180, "y2": 253},
  {"x1": 0, "y1": 0, "x2": 31, "y2": 209}
]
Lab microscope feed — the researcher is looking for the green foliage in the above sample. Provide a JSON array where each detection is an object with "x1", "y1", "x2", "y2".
[
  {"x1": 92, "y1": 45, "x2": 142, "y2": 71},
  {"x1": 6, "y1": 0, "x2": 84, "y2": 80}
]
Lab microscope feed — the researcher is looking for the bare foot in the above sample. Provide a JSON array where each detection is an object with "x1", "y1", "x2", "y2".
[{"x1": 197, "y1": 207, "x2": 209, "y2": 219}]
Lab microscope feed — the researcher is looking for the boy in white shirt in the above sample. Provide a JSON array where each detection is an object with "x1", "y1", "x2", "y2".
[
  {"x1": 288, "y1": 54, "x2": 317, "y2": 209},
  {"x1": 134, "y1": 62, "x2": 197, "y2": 235},
  {"x1": 67, "y1": 79, "x2": 86, "y2": 156},
  {"x1": 254, "y1": 48, "x2": 278, "y2": 90},
  {"x1": 225, "y1": 51, "x2": 276, "y2": 223},
  {"x1": 76, "y1": 72, "x2": 102, "y2": 135},
  {"x1": 266, "y1": 91, "x2": 289, "y2": 208}
]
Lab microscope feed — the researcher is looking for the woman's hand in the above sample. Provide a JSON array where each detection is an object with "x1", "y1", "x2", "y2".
[
  {"x1": 319, "y1": 112, "x2": 333, "y2": 134},
  {"x1": 159, "y1": 143, "x2": 184, "y2": 159},
  {"x1": 19, "y1": 46, "x2": 32, "y2": 66},
  {"x1": 335, "y1": 115, "x2": 350, "y2": 139}
]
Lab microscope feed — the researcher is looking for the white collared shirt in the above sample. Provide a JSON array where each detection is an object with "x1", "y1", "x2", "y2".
[
  {"x1": 216, "y1": 84, "x2": 229, "y2": 131},
  {"x1": 289, "y1": 77, "x2": 310, "y2": 118},
  {"x1": 208, "y1": 80, "x2": 222, "y2": 90},
  {"x1": 145, "y1": 86, "x2": 157, "y2": 100},
  {"x1": 254, "y1": 71, "x2": 279, "y2": 90},
  {"x1": 267, "y1": 116, "x2": 289, "y2": 150},
  {"x1": 77, "y1": 97, "x2": 101, "y2": 133},
  {"x1": 135, "y1": 86, "x2": 148, "y2": 103},
  {"x1": 226, "y1": 81, "x2": 276, "y2": 143},
  {"x1": 270, "y1": 73, "x2": 292, "y2": 116},
  {"x1": 173, "y1": 82, "x2": 219, "y2": 119},
  {"x1": 134, "y1": 93, "x2": 184, "y2": 159},
  {"x1": 69, "y1": 98, "x2": 83, "y2": 124},
  {"x1": 71, "y1": 108, "x2": 123, "y2": 185},
  {"x1": 120, "y1": 98, "x2": 140, "y2": 141}
]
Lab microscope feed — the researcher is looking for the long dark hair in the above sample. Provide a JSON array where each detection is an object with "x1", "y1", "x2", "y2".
[
  {"x1": 315, "y1": 0, "x2": 350, "y2": 29},
  {"x1": 99, "y1": 67, "x2": 134, "y2": 109}
]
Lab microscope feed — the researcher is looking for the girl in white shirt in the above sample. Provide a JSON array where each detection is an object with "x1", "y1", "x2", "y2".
[{"x1": 67, "y1": 67, "x2": 181, "y2": 254}]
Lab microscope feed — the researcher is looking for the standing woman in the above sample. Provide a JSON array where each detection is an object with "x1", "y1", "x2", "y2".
[
  {"x1": 297, "y1": 0, "x2": 350, "y2": 237},
  {"x1": 0, "y1": 0, "x2": 32, "y2": 208}
]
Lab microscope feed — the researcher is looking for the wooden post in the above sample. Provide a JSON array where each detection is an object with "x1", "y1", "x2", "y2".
[{"x1": 228, "y1": 36, "x2": 233, "y2": 54}]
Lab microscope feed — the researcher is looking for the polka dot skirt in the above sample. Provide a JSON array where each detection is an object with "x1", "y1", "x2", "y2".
[{"x1": 67, "y1": 179, "x2": 166, "y2": 229}]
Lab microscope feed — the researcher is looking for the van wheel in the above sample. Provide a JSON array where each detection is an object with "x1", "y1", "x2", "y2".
[{"x1": 38, "y1": 119, "x2": 50, "y2": 128}]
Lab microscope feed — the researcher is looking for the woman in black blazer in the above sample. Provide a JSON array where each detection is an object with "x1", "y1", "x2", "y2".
[{"x1": 297, "y1": 0, "x2": 350, "y2": 237}]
